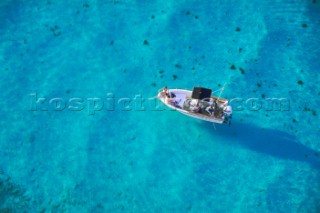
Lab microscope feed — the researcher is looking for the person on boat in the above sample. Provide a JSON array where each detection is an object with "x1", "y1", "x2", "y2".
[
  {"x1": 158, "y1": 86, "x2": 170, "y2": 98},
  {"x1": 206, "y1": 104, "x2": 215, "y2": 116},
  {"x1": 190, "y1": 102, "x2": 201, "y2": 113},
  {"x1": 168, "y1": 98, "x2": 177, "y2": 106}
]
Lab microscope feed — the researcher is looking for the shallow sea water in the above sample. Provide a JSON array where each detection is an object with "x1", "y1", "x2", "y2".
[{"x1": 0, "y1": 0, "x2": 320, "y2": 212}]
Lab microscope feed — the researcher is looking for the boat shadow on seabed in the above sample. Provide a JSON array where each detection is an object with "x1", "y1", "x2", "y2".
[{"x1": 201, "y1": 121, "x2": 320, "y2": 171}]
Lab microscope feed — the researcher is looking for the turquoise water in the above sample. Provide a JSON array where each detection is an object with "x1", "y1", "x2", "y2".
[{"x1": 1, "y1": 0, "x2": 320, "y2": 212}]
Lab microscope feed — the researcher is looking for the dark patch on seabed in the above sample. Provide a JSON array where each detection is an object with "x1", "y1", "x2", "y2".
[{"x1": 0, "y1": 170, "x2": 31, "y2": 210}]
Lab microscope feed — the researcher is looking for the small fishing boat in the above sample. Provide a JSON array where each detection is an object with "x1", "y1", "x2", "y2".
[{"x1": 157, "y1": 86, "x2": 232, "y2": 124}]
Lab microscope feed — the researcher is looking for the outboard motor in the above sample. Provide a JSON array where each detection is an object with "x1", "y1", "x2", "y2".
[
  {"x1": 224, "y1": 105, "x2": 232, "y2": 116},
  {"x1": 223, "y1": 105, "x2": 232, "y2": 125}
]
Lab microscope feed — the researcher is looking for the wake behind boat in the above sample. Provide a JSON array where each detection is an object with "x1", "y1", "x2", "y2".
[{"x1": 157, "y1": 86, "x2": 232, "y2": 124}]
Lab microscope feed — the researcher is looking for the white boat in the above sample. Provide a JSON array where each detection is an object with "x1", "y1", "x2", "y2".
[{"x1": 157, "y1": 87, "x2": 232, "y2": 124}]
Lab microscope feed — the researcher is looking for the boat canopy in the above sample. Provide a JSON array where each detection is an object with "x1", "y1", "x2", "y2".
[{"x1": 191, "y1": 87, "x2": 212, "y2": 101}]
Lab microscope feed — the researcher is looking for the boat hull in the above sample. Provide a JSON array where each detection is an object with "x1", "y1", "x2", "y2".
[{"x1": 158, "y1": 89, "x2": 228, "y2": 124}]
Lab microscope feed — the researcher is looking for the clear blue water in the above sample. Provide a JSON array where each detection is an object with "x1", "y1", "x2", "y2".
[{"x1": 0, "y1": 0, "x2": 320, "y2": 212}]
